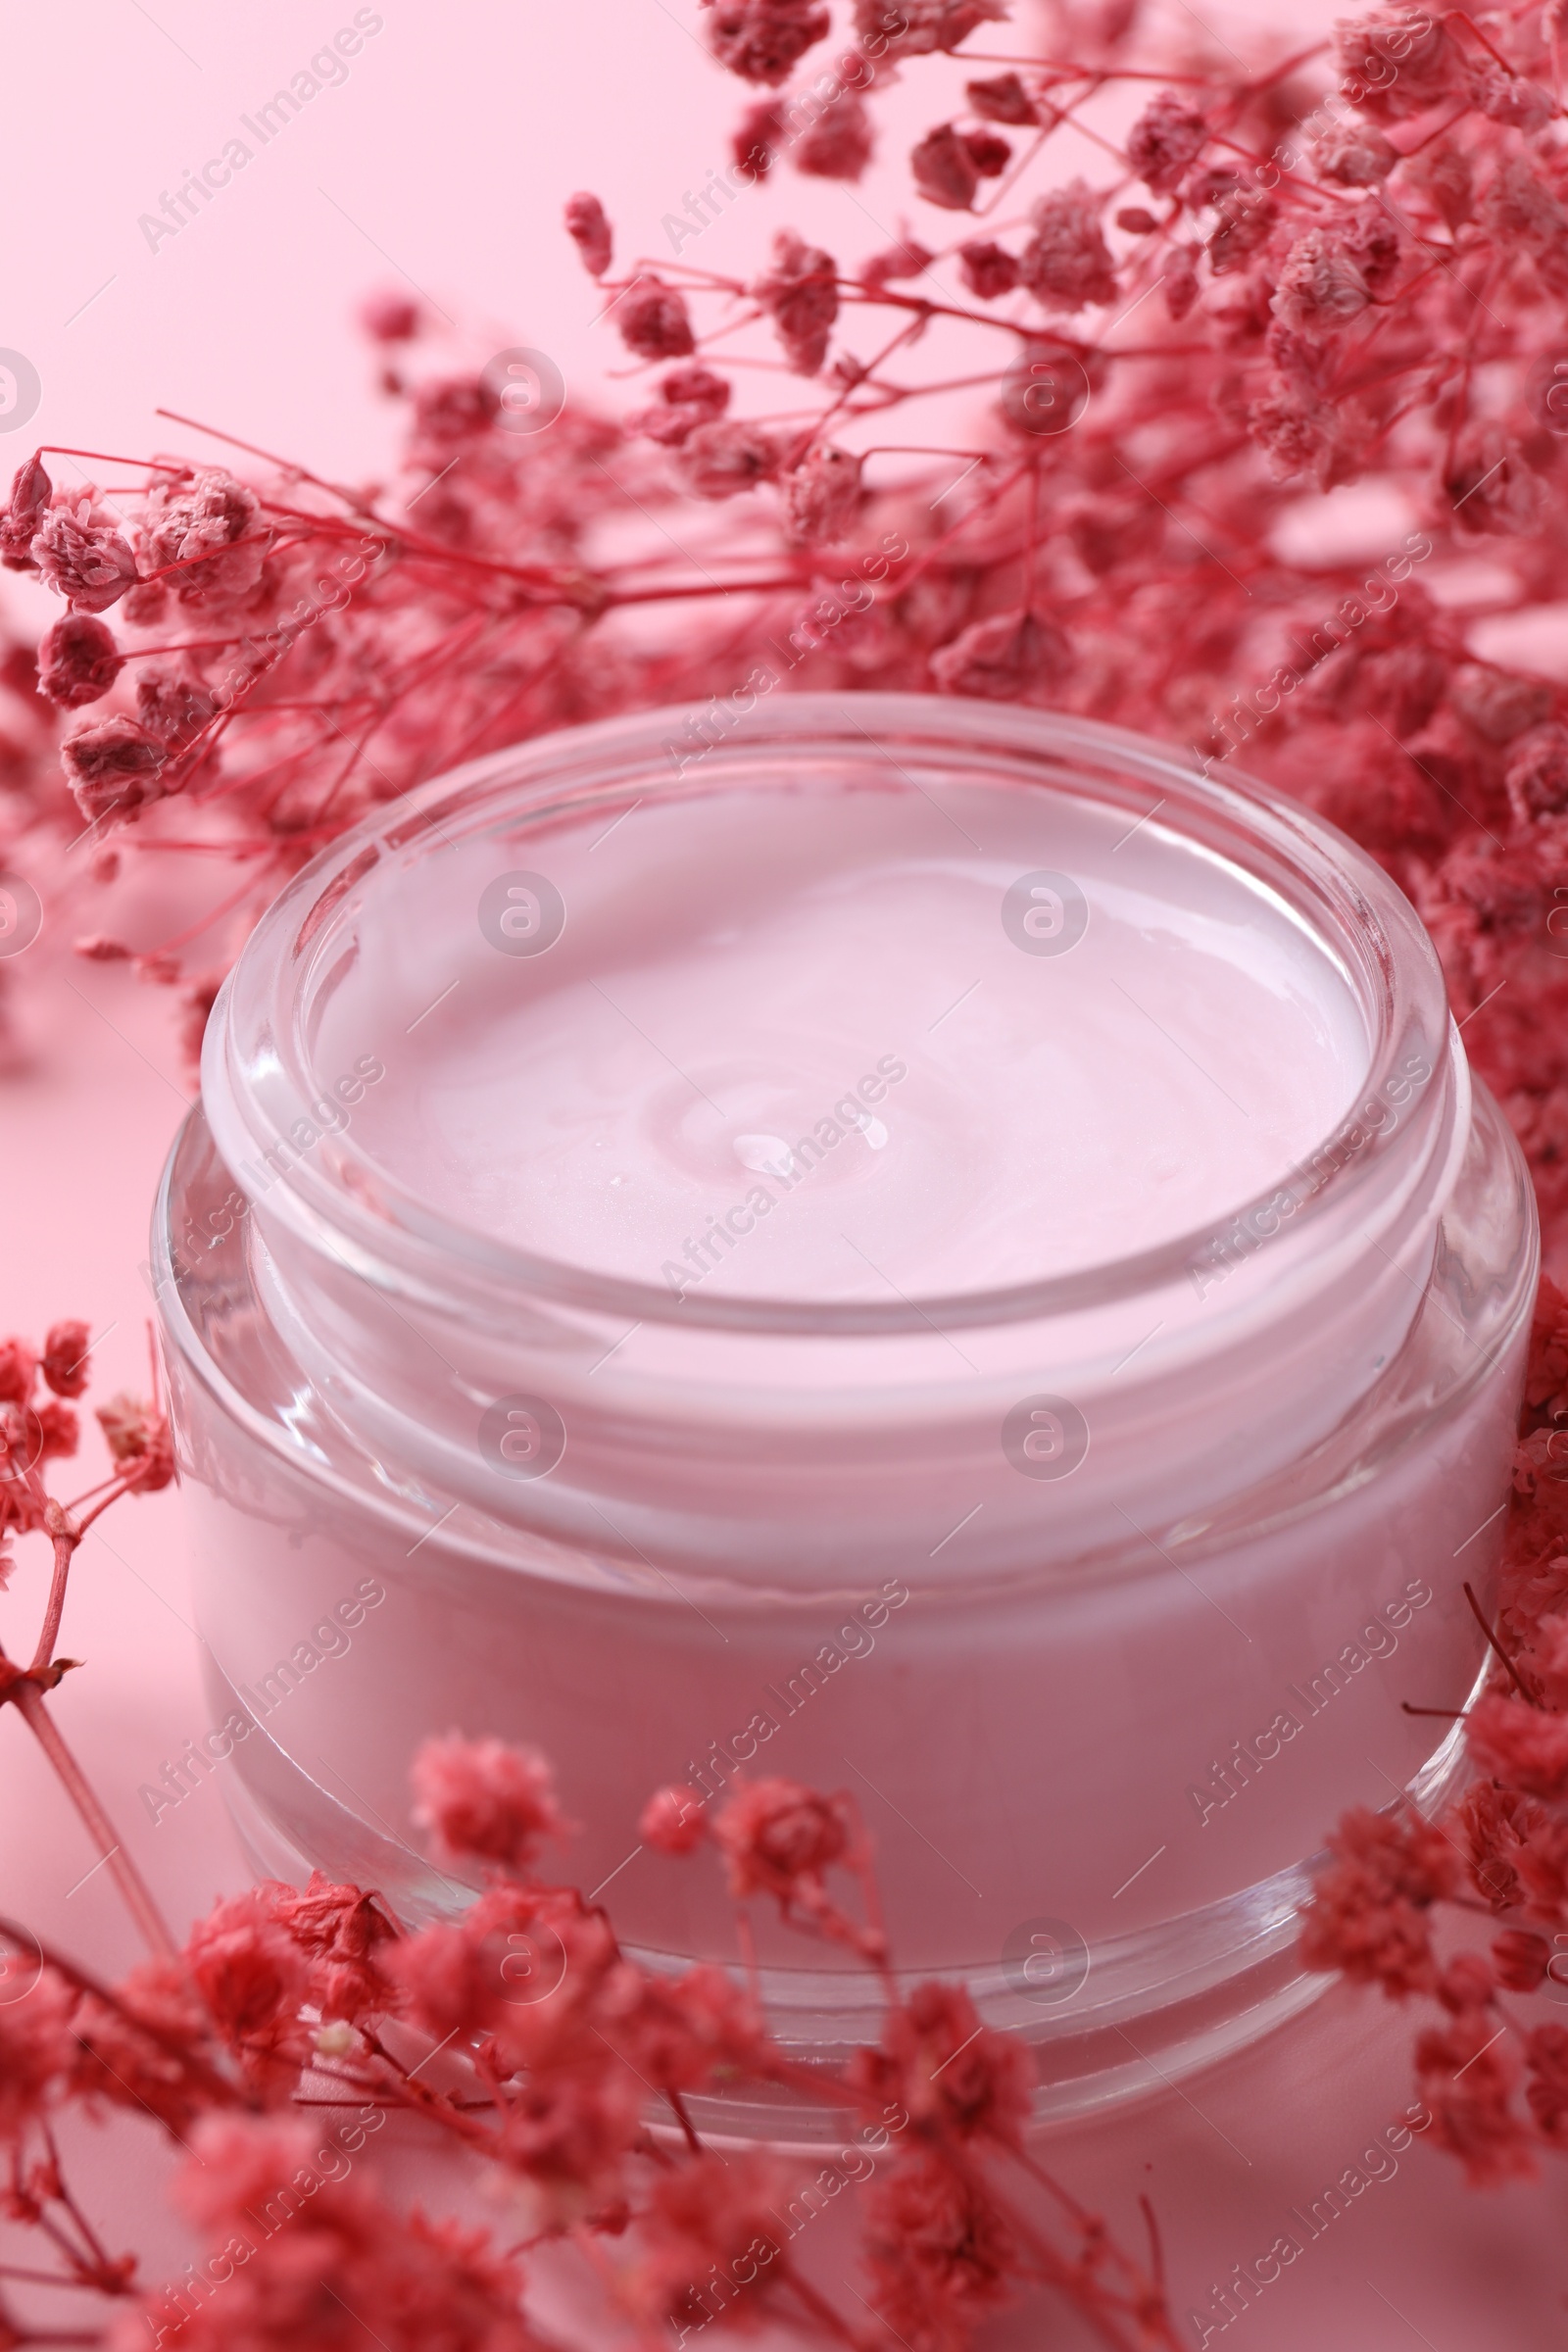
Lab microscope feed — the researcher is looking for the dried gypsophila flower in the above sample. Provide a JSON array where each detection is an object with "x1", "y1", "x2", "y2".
[
  {"x1": 32, "y1": 500, "x2": 140, "y2": 613},
  {"x1": 751, "y1": 229, "x2": 839, "y2": 373},
  {"x1": 702, "y1": 0, "x2": 830, "y2": 85},
  {"x1": 780, "y1": 444, "x2": 863, "y2": 544}
]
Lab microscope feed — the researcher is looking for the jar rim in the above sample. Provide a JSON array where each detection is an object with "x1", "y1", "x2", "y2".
[{"x1": 202, "y1": 692, "x2": 1451, "y2": 1336}]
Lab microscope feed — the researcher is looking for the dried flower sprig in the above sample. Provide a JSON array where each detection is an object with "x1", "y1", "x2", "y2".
[
  {"x1": 0, "y1": 0, "x2": 1563, "y2": 1285},
  {"x1": 1301, "y1": 1274, "x2": 1568, "y2": 2187}
]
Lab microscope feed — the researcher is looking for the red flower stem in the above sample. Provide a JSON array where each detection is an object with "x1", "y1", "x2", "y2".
[
  {"x1": 153, "y1": 409, "x2": 378, "y2": 520},
  {"x1": 1140, "y1": 2192, "x2": 1166, "y2": 2290},
  {"x1": 0, "y1": 1915, "x2": 242, "y2": 2116},
  {"x1": 22, "y1": 2206, "x2": 112, "y2": 2291},
  {"x1": 953, "y1": 2149, "x2": 1179, "y2": 2352},
  {"x1": 353, "y1": 2026, "x2": 497, "y2": 2150},
  {"x1": 779, "y1": 2270, "x2": 863, "y2": 2347},
  {"x1": 1461, "y1": 1580, "x2": 1535, "y2": 1701},
  {"x1": 27, "y1": 1530, "x2": 76, "y2": 1677},
  {"x1": 0, "y1": 2270, "x2": 102, "y2": 2291},
  {"x1": 40, "y1": 2124, "x2": 127, "y2": 2288},
  {"x1": 35, "y1": 445, "x2": 190, "y2": 475},
  {"x1": 74, "y1": 1470, "x2": 157, "y2": 1539},
  {"x1": 666, "y1": 2087, "x2": 704, "y2": 2156},
  {"x1": 10, "y1": 1689, "x2": 176, "y2": 1962}
]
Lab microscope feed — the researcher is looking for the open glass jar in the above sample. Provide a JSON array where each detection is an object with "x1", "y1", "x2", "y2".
[{"x1": 154, "y1": 694, "x2": 1537, "y2": 2134}]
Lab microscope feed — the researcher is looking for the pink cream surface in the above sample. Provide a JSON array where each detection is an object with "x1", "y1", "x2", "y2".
[{"x1": 326, "y1": 781, "x2": 1370, "y2": 1298}]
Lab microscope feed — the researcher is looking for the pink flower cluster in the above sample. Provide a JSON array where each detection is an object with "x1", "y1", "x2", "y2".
[
  {"x1": 1301, "y1": 1276, "x2": 1568, "y2": 2187},
  {"x1": 0, "y1": 0, "x2": 1556, "y2": 1238}
]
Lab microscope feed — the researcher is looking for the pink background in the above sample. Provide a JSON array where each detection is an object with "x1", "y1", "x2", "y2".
[{"x1": 0, "y1": 2, "x2": 1559, "y2": 2343}]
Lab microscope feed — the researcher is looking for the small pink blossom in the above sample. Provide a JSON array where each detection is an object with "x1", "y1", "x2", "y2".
[
  {"x1": 1126, "y1": 90, "x2": 1207, "y2": 193},
  {"x1": 1300, "y1": 1804, "x2": 1458, "y2": 1996},
  {"x1": 182, "y1": 1891, "x2": 309, "y2": 2070},
  {"x1": 1163, "y1": 242, "x2": 1200, "y2": 319},
  {"x1": 959, "y1": 239, "x2": 1020, "y2": 300},
  {"x1": 612, "y1": 273, "x2": 697, "y2": 363},
  {"x1": 0, "y1": 1968, "x2": 75, "y2": 2139},
  {"x1": 1316, "y1": 121, "x2": 1397, "y2": 185},
  {"x1": 411, "y1": 372, "x2": 500, "y2": 448},
  {"x1": 1415, "y1": 2009, "x2": 1534, "y2": 2186},
  {"x1": 862, "y1": 237, "x2": 934, "y2": 290},
  {"x1": 627, "y1": 363, "x2": 731, "y2": 448},
  {"x1": 40, "y1": 1321, "x2": 90, "y2": 1398},
  {"x1": 1527, "y1": 2022, "x2": 1568, "y2": 2146},
  {"x1": 1273, "y1": 228, "x2": 1371, "y2": 336},
  {"x1": 702, "y1": 0, "x2": 830, "y2": 85},
  {"x1": 1445, "y1": 425, "x2": 1544, "y2": 540},
  {"x1": 0, "y1": 1339, "x2": 35, "y2": 1406},
  {"x1": 136, "y1": 664, "x2": 219, "y2": 745},
  {"x1": 865, "y1": 2152, "x2": 1016, "y2": 2352},
  {"x1": 1506, "y1": 725, "x2": 1568, "y2": 827},
  {"x1": 622, "y1": 2150, "x2": 790, "y2": 2331},
  {"x1": 795, "y1": 84, "x2": 874, "y2": 180},
  {"x1": 1481, "y1": 157, "x2": 1568, "y2": 293},
  {"x1": 1469, "y1": 1690, "x2": 1568, "y2": 1800},
  {"x1": 1335, "y1": 12, "x2": 1468, "y2": 119},
  {"x1": 0, "y1": 454, "x2": 50, "y2": 571},
  {"x1": 931, "y1": 607, "x2": 1070, "y2": 702},
  {"x1": 412, "y1": 1732, "x2": 566, "y2": 1874},
  {"x1": 673, "y1": 417, "x2": 784, "y2": 498},
  {"x1": 780, "y1": 443, "x2": 862, "y2": 544},
  {"x1": 31, "y1": 499, "x2": 139, "y2": 613},
  {"x1": 1404, "y1": 141, "x2": 1473, "y2": 227},
  {"x1": 854, "y1": 0, "x2": 1008, "y2": 57},
  {"x1": 966, "y1": 71, "x2": 1036, "y2": 124},
  {"x1": 1019, "y1": 179, "x2": 1116, "y2": 310},
  {"x1": 95, "y1": 1390, "x2": 175, "y2": 1488},
  {"x1": 564, "y1": 191, "x2": 612, "y2": 279},
  {"x1": 712, "y1": 1774, "x2": 850, "y2": 1904},
  {"x1": 640, "y1": 1784, "x2": 709, "y2": 1854},
  {"x1": 37, "y1": 612, "x2": 122, "y2": 709},
  {"x1": 1493, "y1": 1928, "x2": 1552, "y2": 1992},
  {"x1": 61, "y1": 717, "x2": 169, "y2": 827},
  {"x1": 911, "y1": 123, "x2": 982, "y2": 211},
  {"x1": 359, "y1": 288, "x2": 421, "y2": 342},
  {"x1": 752, "y1": 230, "x2": 839, "y2": 374},
  {"x1": 138, "y1": 468, "x2": 266, "y2": 605},
  {"x1": 259, "y1": 1871, "x2": 400, "y2": 2024},
  {"x1": 853, "y1": 1981, "x2": 1033, "y2": 2145},
  {"x1": 1474, "y1": 67, "x2": 1553, "y2": 134},
  {"x1": 732, "y1": 97, "x2": 783, "y2": 182}
]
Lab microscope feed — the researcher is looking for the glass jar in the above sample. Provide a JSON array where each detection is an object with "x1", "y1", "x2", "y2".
[{"x1": 153, "y1": 694, "x2": 1537, "y2": 2135}]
